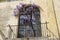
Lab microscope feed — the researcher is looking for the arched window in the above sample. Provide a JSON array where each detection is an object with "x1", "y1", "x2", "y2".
[{"x1": 14, "y1": 4, "x2": 42, "y2": 38}]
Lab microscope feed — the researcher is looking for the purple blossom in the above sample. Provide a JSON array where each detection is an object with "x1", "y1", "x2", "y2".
[
  {"x1": 16, "y1": 4, "x2": 22, "y2": 10},
  {"x1": 32, "y1": 4, "x2": 39, "y2": 8},
  {"x1": 15, "y1": 4, "x2": 39, "y2": 23},
  {"x1": 14, "y1": 8, "x2": 19, "y2": 16},
  {"x1": 26, "y1": 7, "x2": 33, "y2": 12}
]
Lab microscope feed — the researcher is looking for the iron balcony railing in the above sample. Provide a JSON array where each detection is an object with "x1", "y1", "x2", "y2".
[{"x1": 0, "y1": 22, "x2": 59, "y2": 40}]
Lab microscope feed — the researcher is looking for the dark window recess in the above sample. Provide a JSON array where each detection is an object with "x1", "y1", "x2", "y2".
[{"x1": 17, "y1": 4, "x2": 42, "y2": 38}]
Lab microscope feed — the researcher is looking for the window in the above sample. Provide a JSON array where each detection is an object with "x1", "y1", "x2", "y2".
[{"x1": 14, "y1": 4, "x2": 42, "y2": 38}]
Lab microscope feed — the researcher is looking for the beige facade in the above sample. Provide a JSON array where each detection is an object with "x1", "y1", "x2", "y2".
[{"x1": 0, "y1": 0, "x2": 60, "y2": 40}]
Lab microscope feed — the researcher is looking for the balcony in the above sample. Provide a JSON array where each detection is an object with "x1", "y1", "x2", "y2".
[{"x1": 0, "y1": 22, "x2": 59, "y2": 40}]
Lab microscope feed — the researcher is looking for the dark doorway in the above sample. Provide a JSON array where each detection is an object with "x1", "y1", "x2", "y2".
[{"x1": 17, "y1": 4, "x2": 42, "y2": 38}]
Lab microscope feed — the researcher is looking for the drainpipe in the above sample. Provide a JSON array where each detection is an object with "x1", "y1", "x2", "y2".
[{"x1": 52, "y1": 0, "x2": 60, "y2": 39}]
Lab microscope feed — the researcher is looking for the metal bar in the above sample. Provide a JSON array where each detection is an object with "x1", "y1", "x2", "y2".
[
  {"x1": 8, "y1": 25, "x2": 16, "y2": 40},
  {"x1": 45, "y1": 22, "x2": 57, "y2": 39},
  {"x1": 0, "y1": 23, "x2": 47, "y2": 27},
  {"x1": 30, "y1": 12, "x2": 36, "y2": 37},
  {"x1": 8, "y1": 25, "x2": 13, "y2": 32}
]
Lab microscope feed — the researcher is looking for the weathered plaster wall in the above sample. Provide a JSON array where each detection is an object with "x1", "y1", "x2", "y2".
[
  {"x1": 0, "y1": 0, "x2": 60, "y2": 39},
  {"x1": 53, "y1": 0, "x2": 60, "y2": 35}
]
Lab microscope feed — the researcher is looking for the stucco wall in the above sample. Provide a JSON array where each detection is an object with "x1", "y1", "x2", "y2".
[
  {"x1": 0, "y1": 0, "x2": 60, "y2": 40},
  {"x1": 53, "y1": 0, "x2": 60, "y2": 35}
]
